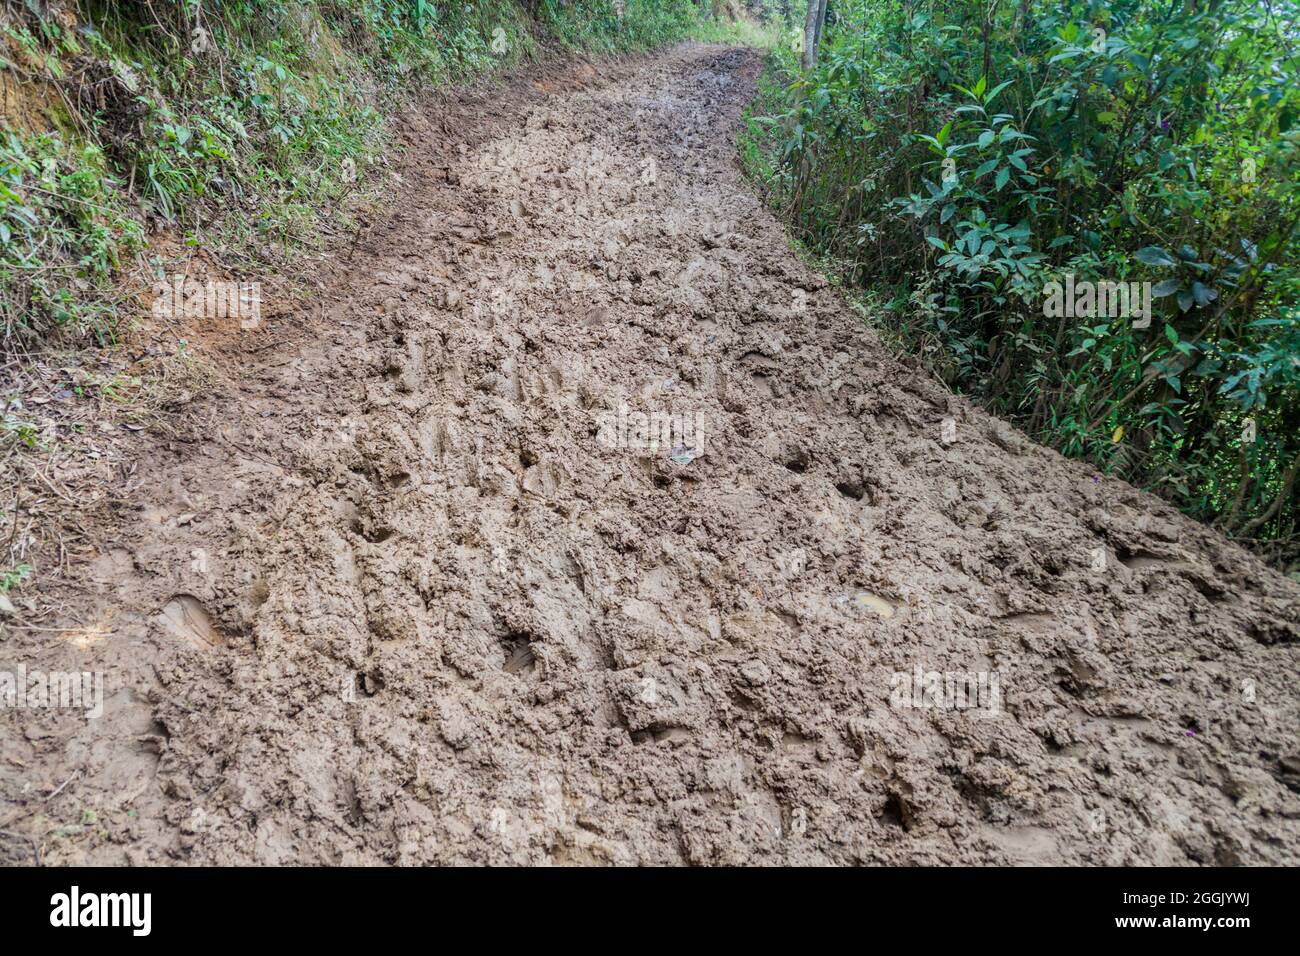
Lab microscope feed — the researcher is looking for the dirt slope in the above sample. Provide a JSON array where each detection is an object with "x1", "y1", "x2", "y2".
[{"x1": 3, "y1": 44, "x2": 1298, "y2": 866}]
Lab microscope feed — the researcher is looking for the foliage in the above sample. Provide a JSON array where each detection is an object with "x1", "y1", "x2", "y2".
[
  {"x1": 0, "y1": 0, "x2": 718, "y2": 346},
  {"x1": 540, "y1": 0, "x2": 709, "y2": 51},
  {"x1": 1, "y1": 128, "x2": 145, "y2": 343},
  {"x1": 742, "y1": 0, "x2": 1300, "y2": 562}
]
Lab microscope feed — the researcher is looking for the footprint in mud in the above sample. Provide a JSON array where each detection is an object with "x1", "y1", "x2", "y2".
[
  {"x1": 1118, "y1": 548, "x2": 1170, "y2": 571},
  {"x1": 503, "y1": 639, "x2": 537, "y2": 676},
  {"x1": 997, "y1": 611, "x2": 1055, "y2": 633},
  {"x1": 581, "y1": 305, "x2": 612, "y2": 330},
  {"x1": 835, "y1": 590, "x2": 896, "y2": 619},
  {"x1": 631, "y1": 725, "x2": 692, "y2": 746},
  {"x1": 781, "y1": 731, "x2": 819, "y2": 761},
  {"x1": 980, "y1": 824, "x2": 1060, "y2": 864},
  {"x1": 155, "y1": 595, "x2": 225, "y2": 651},
  {"x1": 740, "y1": 350, "x2": 779, "y2": 398},
  {"x1": 521, "y1": 459, "x2": 567, "y2": 498}
]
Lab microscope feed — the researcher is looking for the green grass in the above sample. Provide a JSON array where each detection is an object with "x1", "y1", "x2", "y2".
[{"x1": 1, "y1": 0, "x2": 734, "y2": 351}]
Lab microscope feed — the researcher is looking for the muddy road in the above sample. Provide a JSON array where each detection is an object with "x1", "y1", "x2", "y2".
[{"x1": 3, "y1": 44, "x2": 1298, "y2": 865}]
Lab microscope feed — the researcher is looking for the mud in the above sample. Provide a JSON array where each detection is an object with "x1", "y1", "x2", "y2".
[{"x1": 2, "y1": 44, "x2": 1298, "y2": 866}]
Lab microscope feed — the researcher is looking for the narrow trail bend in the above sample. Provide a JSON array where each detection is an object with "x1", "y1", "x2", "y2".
[{"x1": 5, "y1": 44, "x2": 1299, "y2": 865}]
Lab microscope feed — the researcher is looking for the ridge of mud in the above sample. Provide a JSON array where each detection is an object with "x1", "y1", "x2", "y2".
[{"x1": 2, "y1": 44, "x2": 1298, "y2": 866}]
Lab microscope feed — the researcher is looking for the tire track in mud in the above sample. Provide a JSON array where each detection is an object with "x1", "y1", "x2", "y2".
[{"x1": 4, "y1": 44, "x2": 1299, "y2": 865}]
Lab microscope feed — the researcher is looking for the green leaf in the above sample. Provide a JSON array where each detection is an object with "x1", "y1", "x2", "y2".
[
  {"x1": 1135, "y1": 246, "x2": 1178, "y2": 267},
  {"x1": 984, "y1": 80, "x2": 1014, "y2": 105}
]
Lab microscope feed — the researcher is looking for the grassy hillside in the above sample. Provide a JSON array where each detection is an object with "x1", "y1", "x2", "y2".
[{"x1": 0, "y1": 0, "x2": 716, "y2": 349}]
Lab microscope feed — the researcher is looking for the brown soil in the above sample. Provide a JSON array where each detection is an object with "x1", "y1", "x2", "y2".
[{"x1": 2, "y1": 44, "x2": 1298, "y2": 866}]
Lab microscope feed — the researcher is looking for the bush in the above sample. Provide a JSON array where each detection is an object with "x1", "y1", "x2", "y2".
[{"x1": 743, "y1": 0, "x2": 1300, "y2": 564}]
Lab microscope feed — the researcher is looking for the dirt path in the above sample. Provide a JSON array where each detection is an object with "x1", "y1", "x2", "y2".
[{"x1": 3, "y1": 43, "x2": 1298, "y2": 866}]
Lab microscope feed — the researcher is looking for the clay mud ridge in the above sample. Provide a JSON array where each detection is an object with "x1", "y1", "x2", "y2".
[{"x1": 3, "y1": 44, "x2": 1299, "y2": 865}]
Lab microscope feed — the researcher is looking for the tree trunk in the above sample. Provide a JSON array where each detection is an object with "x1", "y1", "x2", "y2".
[{"x1": 802, "y1": 0, "x2": 827, "y2": 70}]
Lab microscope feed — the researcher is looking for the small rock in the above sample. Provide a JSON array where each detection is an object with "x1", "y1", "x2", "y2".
[
  {"x1": 670, "y1": 444, "x2": 698, "y2": 465},
  {"x1": 739, "y1": 660, "x2": 770, "y2": 685}
]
